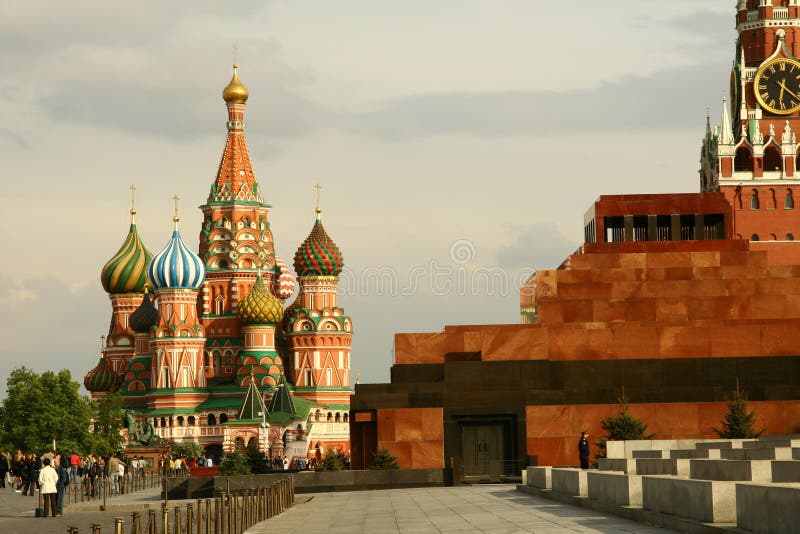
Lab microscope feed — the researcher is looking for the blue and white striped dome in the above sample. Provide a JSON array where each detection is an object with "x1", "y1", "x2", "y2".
[{"x1": 148, "y1": 230, "x2": 206, "y2": 290}]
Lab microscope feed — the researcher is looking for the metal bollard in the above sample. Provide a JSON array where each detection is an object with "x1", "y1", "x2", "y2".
[
  {"x1": 161, "y1": 507, "x2": 169, "y2": 534},
  {"x1": 67, "y1": 527, "x2": 79, "y2": 534},
  {"x1": 174, "y1": 506, "x2": 183, "y2": 534},
  {"x1": 148, "y1": 508, "x2": 156, "y2": 534},
  {"x1": 114, "y1": 517, "x2": 124, "y2": 534},
  {"x1": 91, "y1": 524, "x2": 102, "y2": 534},
  {"x1": 131, "y1": 511, "x2": 141, "y2": 534},
  {"x1": 213, "y1": 498, "x2": 221, "y2": 534}
]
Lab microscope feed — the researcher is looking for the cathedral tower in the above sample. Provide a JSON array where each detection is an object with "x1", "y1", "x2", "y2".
[
  {"x1": 286, "y1": 191, "x2": 353, "y2": 408},
  {"x1": 198, "y1": 64, "x2": 279, "y2": 382},
  {"x1": 97, "y1": 186, "x2": 152, "y2": 378},
  {"x1": 147, "y1": 198, "x2": 208, "y2": 411}
]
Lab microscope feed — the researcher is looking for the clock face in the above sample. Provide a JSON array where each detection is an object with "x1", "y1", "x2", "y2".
[{"x1": 755, "y1": 58, "x2": 800, "y2": 115}]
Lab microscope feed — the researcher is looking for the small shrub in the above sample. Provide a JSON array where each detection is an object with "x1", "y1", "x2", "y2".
[
  {"x1": 218, "y1": 448, "x2": 252, "y2": 476},
  {"x1": 370, "y1": 448, "x2": 399, "y2": 470},
  {"x1": 713, "y1": 383, "x2": 764, "y2": 439},
  {"x1": 318, "y1": 448, "x2": 345, "y2": 471},
  {"x1": 596, "y1": 396, "x2": 654, "y2": 460}
]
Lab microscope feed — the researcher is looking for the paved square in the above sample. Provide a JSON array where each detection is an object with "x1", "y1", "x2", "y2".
[{"x1": 245, "y1": 484, "x2": 676, "y2": 533}]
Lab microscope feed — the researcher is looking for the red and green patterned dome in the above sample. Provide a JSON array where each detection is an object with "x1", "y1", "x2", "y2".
[
  {"x1": 237, "y1": 273, "x2": 284, "y2": 325},
  {"x1": 129, "y1": 290, "x2": 158, "y2": 334},
  {"x1": 84, "y1": 356, "x2": 121, "y2": 393},
  {"x1": 293, "y1": 215, "x2": 343, "y2": 277}
]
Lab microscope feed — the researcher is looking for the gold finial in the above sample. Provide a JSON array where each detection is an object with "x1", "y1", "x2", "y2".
[
  {"x1": 172, "y1": 194, "x2": 180, "y2": 230},
  {"x1": 100, "y1": 335, "x2": 106, "y2": 354},
  {"x1": 314, "y1": 183, "x2": 322, "y2": 220},
  {"x1": 223, "y1": 50, "x2": 249, "y2": 104},
  {"x1": 130, "y1": 184, "x2": 137, "y2": 222}
]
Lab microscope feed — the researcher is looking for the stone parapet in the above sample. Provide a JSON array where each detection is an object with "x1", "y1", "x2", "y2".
[
  {"x1": 552, "y1": 468, "x2": 588, "y2": 497},
  {"x1": 636, "y1": 458, "x2": 690, "y2": 477},
  {"x1": 526, "y1": 466, "x2": 552, "y2": 489},
  {"x1": 736, "y1": 482, "x2": 800, "y2": 534},
  {"x1": 642, "y1": 475, "x2": 736, "y2": 523},
  {"x1": 690, "y1": 459, "x2": 772, "y2": 482},
  {"x1": 587, "y1": 471, "x2": 643, "y2": 507}
]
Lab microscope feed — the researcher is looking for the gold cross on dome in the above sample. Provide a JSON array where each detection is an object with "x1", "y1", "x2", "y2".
[
  {"x1": 172, "y1": 194, "x2": 180, "y2": 227},
  {"x1": 233, "y1": 44, "x2": 238, "y2": 66},
  {"x1": 314, "y1": 183, "x2": 322, "y2": 213},
  {"x1": 129, "y1": 184, "x2": 137, "y2": 221}
]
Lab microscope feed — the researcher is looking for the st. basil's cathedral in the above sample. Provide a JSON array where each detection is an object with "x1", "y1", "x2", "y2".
[{"x1": 83, "y1": 64, "x2": 353, "y2": 460}]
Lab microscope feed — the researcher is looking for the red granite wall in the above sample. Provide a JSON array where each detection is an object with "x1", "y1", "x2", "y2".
[
  {"x1": 526, "y1": 400, "x2": 800, "y2": 466},
  {"x1": 376, "y1": 408, "x2": 444, "y2": 469}
]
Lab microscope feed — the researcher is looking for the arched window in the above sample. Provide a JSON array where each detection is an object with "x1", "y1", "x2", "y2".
[
  {"x1": 788, "y1": 233, "x2": 795, "y2": 241},
  {"x1": 343, "y1": 413, "x2": 349, "y2": 423},
  {"x1": 751, "y1": 190, "x2": 760, "y2": 210},
  {"x1": 188, "y1": 416, "x2": 195, "y2": 426},
  {"x1": 770, "y1": 233, "x2": 777, "y2": 240},
  {"x1": 335, "y1": 413, "x2": 341, "y2": 423},
  {"x1": 207, "y1": 414, "x2": 217, "y2": 427},
  {"x1": 161, "y1": 417, "x2": 166, "y2": 427},
  {"x1": 786, "y1": 189, "x2": 795, "y2": 209},
  {"x1": 735, "y1": 146, "x2": 753, "y2": 171},
  {"x1": 327, "y1": 412, "x2": 333, "y2": 422},
  {"x1": 751, "y1": 234, "x2": 760, "y2": 241},
  {"x1": 234, "y1": 437, "x2": 245, "y2": 450},
  {"x1": 153, "y1": 418, "x2": 159, "y2": 428},
  {"x1": 219, "y1": 413, "x2": 229, "y2": 424},
  {"x1": 764, "y1": 145, "x2": 782, "y2": 171},
  {"x1": 177, "y1": 416, "x2": 184, "y2": 426},
  {"x1": 769, "y1": 188, "x2": 777, "y2": 210},
  {"x1": 315, "y1": 410, "x2": 322, "y2": 422}
]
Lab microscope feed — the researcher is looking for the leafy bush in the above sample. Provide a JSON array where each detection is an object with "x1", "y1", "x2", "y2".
[
  {"x1": 370, "y1": 448, "x2": 399, "y2": 469},
  {"x1": 246, "y1": 440, "x2": 270, "y2": 474},
  {"x1": 170, "y1": 440, "x2": 203, "y2": 460},
  {"x1": 218, "y1": 447, "x2": 252, "y2": 476}
]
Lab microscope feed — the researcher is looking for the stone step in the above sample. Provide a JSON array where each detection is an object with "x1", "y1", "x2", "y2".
[
  {"x1": 632, "y1": 450, "x2": 663, "y2": 459},
  {"x1": 670, "y1": 448, "x2": 721, "y2": 459},
  {"x1": 551, "y1": 468, "x2": 588, "y2": 497},
  {"x1": 770, "y1": 460, "x2": 800, "y2": 483},
  {"x1": 635, "y1": 458, "x2": 690, "y2": 477},
  {"x1": 736, "y1": 482, "x2": 800, "y2": 534},
  {"x1": 587, "y1": 471, "x2": 642, "y2": 507},
  {"x1": 689, "y1": 459, "x2": 772, "y2": 482},
  {"x1": 721, "y1": 446, "x2": 793, "y2": 460},
  {"x1": 525, "y1": 466, "x2": 552, "y2": 489},
  {"x1": 597, "y1": 458, "x2": 636, "y2": 474},
  {"x1": 642, "y1": 475, "x2": 736, "y2": 523}
]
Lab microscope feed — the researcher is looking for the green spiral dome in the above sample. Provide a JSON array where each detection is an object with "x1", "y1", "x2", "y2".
[{"x1": 101, "y1": 223, "x2": 153, "y2": 294}]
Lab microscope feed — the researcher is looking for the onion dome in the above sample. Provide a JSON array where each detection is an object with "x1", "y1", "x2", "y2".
[
  {"x1": 148, "y1": 207, "x2": 206, "y2": 290},
  {"x1": 129, "y1": 289, "x2": 158, "y2": 333},
  {"x1": 238, "y1": 273, "x2": 284, "y2": 325},
  {"x1": 293, "y1": 212, "x2": 344, "y2": 277},
  {"x1": 101, "y1": 212, "x2": 152, "y2": 294},
  {"x1": 84, "y1": 356, "x2": 121, "y2": 393},
  {"x1": 222, "y1": 64, "x2": 249, "y2": 104},
  {"x1": 273, "y1": 256, "x2": 296, "y2": 300}
]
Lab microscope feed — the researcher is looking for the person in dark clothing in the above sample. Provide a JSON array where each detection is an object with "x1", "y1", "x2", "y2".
[
  {"x1": 0, "y1": 451, "x2": 8, "y2": 488},
  {"x1": 578, "y1": 431, "x2": 591, "y2": 469}
]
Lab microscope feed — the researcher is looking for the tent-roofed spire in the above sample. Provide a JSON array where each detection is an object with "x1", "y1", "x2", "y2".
[
  {"x1": 267, "y1": 375, "x2": 295, "y2": 416},
  {"x1": 238, "y1": 373, "x2": 269, "y2": 421}
]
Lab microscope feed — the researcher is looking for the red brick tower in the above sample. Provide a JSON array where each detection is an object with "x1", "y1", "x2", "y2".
[
  {"x1": 701, "y1": 1, "x2": 800, "y2": 246},
  {"x1": 198, "y1": 64, "x2": 277, "y2": 381}
]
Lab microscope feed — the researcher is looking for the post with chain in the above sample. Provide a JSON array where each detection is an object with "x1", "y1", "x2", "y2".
[{"x1": 114, "y1": 517, "x2": 124, "y2": 534}]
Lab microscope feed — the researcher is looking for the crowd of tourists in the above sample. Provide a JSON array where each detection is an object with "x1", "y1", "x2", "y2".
[{"x1": 0, "y1": 449, "x2": 200, "y2": 518}]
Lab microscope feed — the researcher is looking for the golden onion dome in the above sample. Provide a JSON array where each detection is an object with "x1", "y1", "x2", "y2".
[
  {"x1": 222, "y1": 64, "x2": 249, "y2": 104},
  {"x1": 237, "y1": 273, "x2": 284, "y2": 325}
]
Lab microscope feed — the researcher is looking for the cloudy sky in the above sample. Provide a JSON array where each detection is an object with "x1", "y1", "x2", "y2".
[{"x1": 0, "y1": 1, "x2": 736, "y2": 393}]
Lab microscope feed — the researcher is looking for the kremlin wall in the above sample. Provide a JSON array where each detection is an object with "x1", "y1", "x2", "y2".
[{"x1": 350, "y1": 1, "x2": 800, "y2": 474}]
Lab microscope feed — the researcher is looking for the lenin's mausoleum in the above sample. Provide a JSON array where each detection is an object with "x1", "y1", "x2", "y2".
[{"x1": 350, "y1": 1, "x2": 800, "y2": 474}]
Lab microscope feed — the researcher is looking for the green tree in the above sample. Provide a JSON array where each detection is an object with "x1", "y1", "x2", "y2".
[
  {"x1": 218, "y1": 447, "x2": 252, "y2": 475},
  {"x1": 596, "y1": 397, "x2": 655, "y2": 460},
  {"x1": 89, "y1": 392, "x2": 125, "y2": 456},
  {"x1": 370, "y1": 448, "x2": 399, "y2": 469},
  {"x1": 317, "y1": 448, "x2": 345, "y2": 471},
  {"x1": 0, "y1": 367, "x2": 94, "y2": 453},
  {"x1": 245, "y1": 440, "x2": 270, "y2": 473},
  {"x1": 170, "y1": 440, "x2": 204, "y2": 460},
  {"x1": 713, "y1": 383, "x2": 764, "y2": 439}
]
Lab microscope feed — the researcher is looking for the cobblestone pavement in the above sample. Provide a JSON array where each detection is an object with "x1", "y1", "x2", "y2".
[{"x1": 245, "y1": 484, "x2": 678, "y2": 534}]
